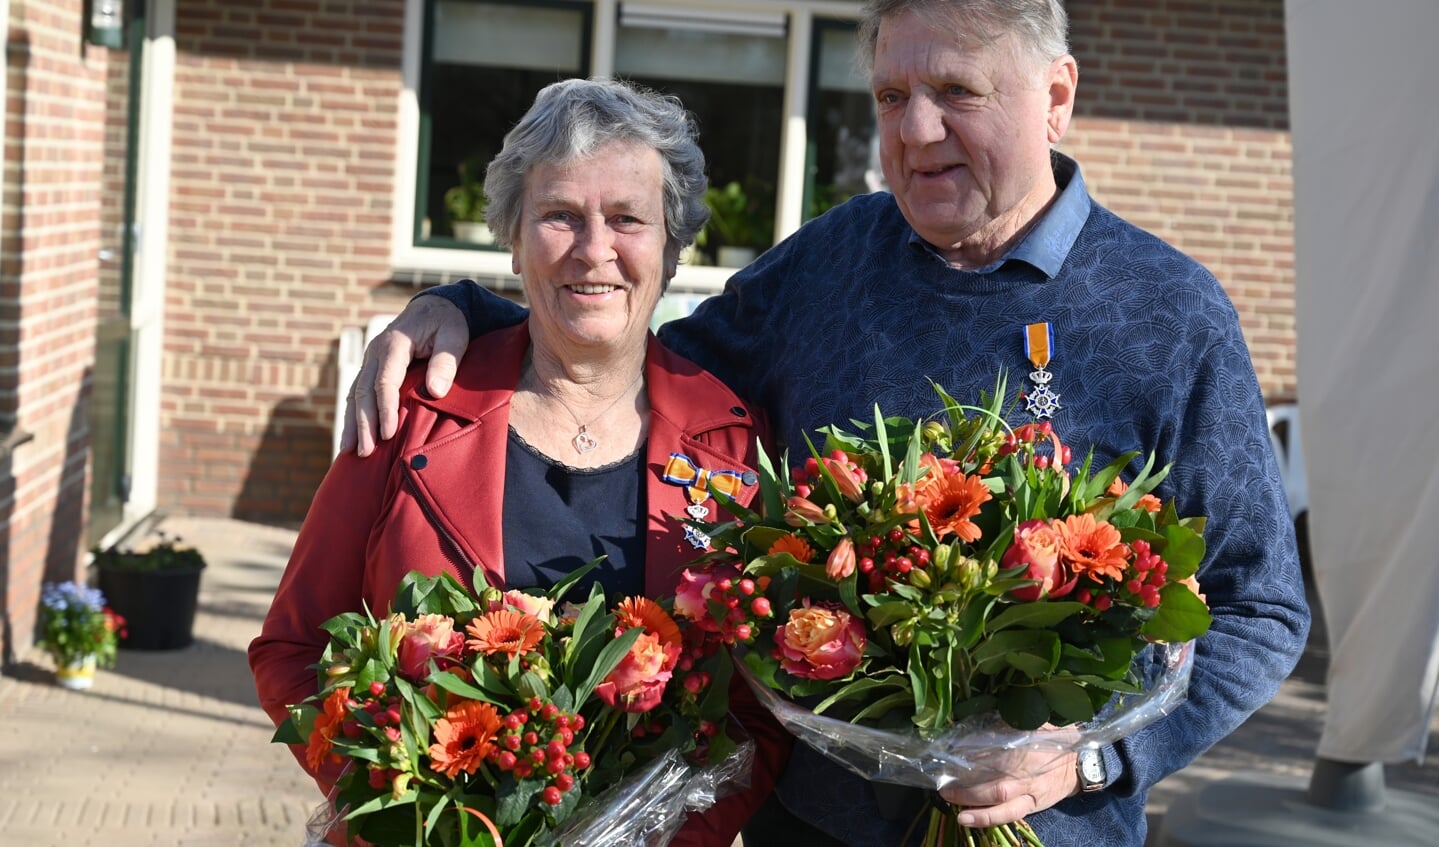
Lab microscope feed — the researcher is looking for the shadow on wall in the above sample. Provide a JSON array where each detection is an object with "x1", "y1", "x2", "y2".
[{"x1": 232, "y1": 344, "x2": 340, "y2": 527}]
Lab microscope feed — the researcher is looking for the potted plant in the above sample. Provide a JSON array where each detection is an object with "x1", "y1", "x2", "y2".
[
  {"x1": 443, "y1": 155, "x2": 493, "y2": 245},
  {"x1": 38, "y1": 581, "x2": 125, "y2": 689},
  {"x1": 92, "y1": 531, "x2": 207, "y2": 650},
  {"x1": 701, "y1": 180, "x2": 774, "y2": 267}
]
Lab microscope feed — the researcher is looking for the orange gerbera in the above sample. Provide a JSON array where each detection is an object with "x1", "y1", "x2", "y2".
[
  {"x1": 912, "y1": 457, "x2": 992, "y2": 543},
  {"x1": 428, "y1": 699, "x2": 503, "y2": 778},
  {"x1": 465, "y1": 609, "x2": 545, "y2": 659},
  {"x1": 1054, "y1": 513, "x2": 1130, "y2": 582},
  {"x1": 614, "y1": 596, "x2": 682, "y2": 650},
  {"x1": 305, "y1": 686, "x2": 351, "y2": 771},
  {"x1": 768, "y1": 533, "x2": 816, "y2": 563}
]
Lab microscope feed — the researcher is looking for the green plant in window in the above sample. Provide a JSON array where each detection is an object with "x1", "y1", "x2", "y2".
[
  {"x1": 443, "y1": 155, "x2": 490, "y2": 225},
  {"x1": 700, "y1": 180, "x2": 774, "y2": 251}
]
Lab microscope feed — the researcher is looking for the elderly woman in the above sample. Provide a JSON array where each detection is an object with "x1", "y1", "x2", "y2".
[{"x1": 249, "y1": 78, "x2": 788, "y2": 846}]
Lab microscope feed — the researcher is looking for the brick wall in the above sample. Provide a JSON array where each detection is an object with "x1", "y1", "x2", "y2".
[
  {"x1": 0, "y1": 0, "x2": 109, "y2": 662},
  {"x1": 162, "y1": 0, "x2": 412, "y2": 523},
  {"x1": 155, "y1": 0, "x2": 1298, "y2": 528},
  {"x1": 1061, "y1": 0, "x2": 1296, "y2": 398}
]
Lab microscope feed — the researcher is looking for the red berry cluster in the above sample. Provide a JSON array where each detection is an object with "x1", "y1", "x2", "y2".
[
  {"x1": 343, "y1": 681, "x2": 407, "y2": 788},
  {"x1": 856, "y1": 527, "x2": 932, "y2": 593},
  {"x1": 489, "y1": 697, "x2": 591, "y2": 806},
  {"x1": 1073, "y1": 539, "x2": 1170, "y2": 612},
  {"x1": 702, "y1": 575, "x2": 774, "y2": 645}
]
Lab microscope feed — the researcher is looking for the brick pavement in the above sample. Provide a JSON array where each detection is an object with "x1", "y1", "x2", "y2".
[{"x1": 0, "y1": 517, "x2": 316, "y2": 847}]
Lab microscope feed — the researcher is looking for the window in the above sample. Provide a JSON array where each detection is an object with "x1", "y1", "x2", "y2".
[
  {"x1": 806, "y1": 19, "x2": 879, "y2": 220},
  {"x1": 417, "y1": 1, "x2": 591, "y2": 248},
  {"x1": 395, "y1": 1, "x2": 877, "y2": 293}
]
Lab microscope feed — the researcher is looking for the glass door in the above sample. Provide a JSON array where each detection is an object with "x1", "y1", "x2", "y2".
[{"x1": 89, "y1": 1, "x2": 146, "y2": 547}]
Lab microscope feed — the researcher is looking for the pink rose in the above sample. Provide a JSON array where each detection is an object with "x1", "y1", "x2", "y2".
[
  {"x1": 594, "y1": 631, "x2": 681, "y2": 713},
  {"x1": 396, "y1": 613, "x2": 465, "y2": 683},
  {"x1": 673, "y1": 565, "x2": 739, "y2": 630},
  {"x1": 495, "y1": 589, "x2": 556, "y2": 623},
  {"x1": 776, "y1": 602, "x2": 865, "y2": 680},
  {"x1": 1003, "y1": 519, "x2": 1075, "y2": 602}
]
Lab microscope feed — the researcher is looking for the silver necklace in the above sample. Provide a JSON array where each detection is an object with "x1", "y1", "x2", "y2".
[{"x1": 544, "y1": 371, "x2": 644, "y2": 455}]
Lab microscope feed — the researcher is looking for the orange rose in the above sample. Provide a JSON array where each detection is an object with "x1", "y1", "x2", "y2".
[
  {"x1": 1002, "y1": 519, "x2": 1075, "y2": 601},
  {"x1": 776, "y1": 602, "x2": 865, "y2": 680}
]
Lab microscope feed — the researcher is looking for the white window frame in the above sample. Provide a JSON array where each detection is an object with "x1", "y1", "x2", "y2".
[{"x1": 390, "y1": 0, "x2": 863, "y2": 295}]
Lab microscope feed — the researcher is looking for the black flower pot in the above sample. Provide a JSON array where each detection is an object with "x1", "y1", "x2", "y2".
[{"x1": 97, "y1": 566, "x2": 202, "y2": 650}]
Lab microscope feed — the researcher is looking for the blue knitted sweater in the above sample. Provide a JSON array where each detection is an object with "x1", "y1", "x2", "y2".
[{"x1": 428, "y1": 156, "x2": 1310, "y2": 846}]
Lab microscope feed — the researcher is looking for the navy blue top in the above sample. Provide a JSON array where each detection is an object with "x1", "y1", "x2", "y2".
[
  {"x1": 501, "y1": 427, "x2": 646, "y2": 601},
  {"x1": 429, "y1": 153, "x2": 1310, "y2": 847}
]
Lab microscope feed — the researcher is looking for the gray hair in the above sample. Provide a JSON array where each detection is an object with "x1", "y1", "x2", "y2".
[
  {"x1": 483, "y1": 77, "x2": 709, "y2": 254},
  {"x1": 857, "y1": 0, "x2": 1070, "y2": 81}
]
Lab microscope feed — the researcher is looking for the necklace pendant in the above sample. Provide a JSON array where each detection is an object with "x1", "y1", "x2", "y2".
[{"x1": 572, "y1": 426, "x2": 598, "y2": 454}]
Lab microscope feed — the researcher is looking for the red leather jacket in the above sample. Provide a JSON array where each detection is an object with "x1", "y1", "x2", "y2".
[{"x1": 249, "y1": 323, "x2": 790, "y2": 846}]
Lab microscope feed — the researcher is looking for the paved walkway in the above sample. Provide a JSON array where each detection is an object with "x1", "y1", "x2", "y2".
[
  {"x1": 1, "y1": 515, "x2": 1434, "y2": 847},
  {"x1": 0, "y1": 517, "x2": 316, "y2": 847}
]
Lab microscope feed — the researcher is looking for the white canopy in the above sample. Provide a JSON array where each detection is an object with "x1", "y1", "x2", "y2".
[{"x1": 1287, "y1": 0, "x2": 1439, "y2": 764}]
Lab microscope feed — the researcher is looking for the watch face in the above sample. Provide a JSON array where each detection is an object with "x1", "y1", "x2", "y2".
[{"x1": 1079, "y1": 748, "x2": 1105, "y2": 786}]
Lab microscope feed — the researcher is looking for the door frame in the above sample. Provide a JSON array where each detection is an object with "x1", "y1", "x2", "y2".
[{"x1": 95, "y1": 0, "x2": 176, "y2": 549}]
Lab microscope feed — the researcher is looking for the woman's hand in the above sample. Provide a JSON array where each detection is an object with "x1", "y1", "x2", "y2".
[{"x1": 340, "y1": 296, "x2": 469, "y2": 456}]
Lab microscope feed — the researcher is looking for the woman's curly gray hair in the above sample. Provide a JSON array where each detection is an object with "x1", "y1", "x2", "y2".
[{"x1": 483, "y1": 77, "x2": 710, "y2": 255}]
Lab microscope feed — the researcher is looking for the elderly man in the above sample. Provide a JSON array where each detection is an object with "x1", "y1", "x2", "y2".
[{"x1": 343, "y1": 2, "x2": 1309, "y2": 844}]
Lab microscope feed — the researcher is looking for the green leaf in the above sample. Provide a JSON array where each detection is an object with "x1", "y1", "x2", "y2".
[
  {"x1": 971, "y1": 630, "x2": 1059, "y2": 676},
  {"x1": 495, "y1": 778, "x2": 545, "y2": 827},
  {"x1": 874, "y1": 404, "x2": 894, "y2": 484},
  {"x1": 1039, "y1": 678, "x2": 1098, "y2": 724},
  {"x1": 852, "y1": 690, "x2": 919, "y2": 724},
  {"x1": 867, "y1": 600, "x2": 917, "y2": 629},
  {"x1": 812, "y1": 675, "x2": 910, "y2": 714},
  {"x1": 1141, "y1": 583, "x2": 1213, "y2": 643},
  {"x1": 1005, "y1": 648, "x2": 1057, "y2": 680},
  {"x1": 1160, "y1": 524, "x2": 1206, "y2": 577},
  {"x1": 997, "y1": 686, "x2": 1051, "y2": 730},
  {"x1": 986, "y1": 601, "x2": 1088, "y2": 632},
  {"x1": 756, "y1": 441, "x2": 787, "y2": 522},
  {"x1": 548, "y1": 557, "x2": 603, "y2": 603},
  {"x1": 573, "y1": 626, "x2": 643, "y2": 705}
]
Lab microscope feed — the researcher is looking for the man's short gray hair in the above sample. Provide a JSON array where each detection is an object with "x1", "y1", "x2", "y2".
[
  {"x1": 483, "y1": 77, "x2": 709, "y2": 252},
  {"x1": 857, "y1": 0, "x2": 1070, "y2": 80}
]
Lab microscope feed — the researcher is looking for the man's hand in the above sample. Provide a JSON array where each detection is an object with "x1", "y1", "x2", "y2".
[
  {"x1": 340, "y1": 296, "x2": 470, "y2": 456},
  {"x1": 937, "y1": 733, "x2": 1082, "y2": 828}
]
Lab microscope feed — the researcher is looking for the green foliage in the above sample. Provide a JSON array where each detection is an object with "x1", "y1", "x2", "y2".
[
  {"x1": 700, "y1": 180, "x2": 774, "y2": 250},
  {"x1": 443, "y1": 155, "x2": 490, "y2": 224},
  {"x1": 92, "y1": 530, "x2": 207, "y2": 572}
]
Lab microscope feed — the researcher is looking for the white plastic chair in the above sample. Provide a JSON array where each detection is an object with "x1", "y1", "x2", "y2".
[
  {"x1": 332, "y1": 314, "x2": 398, "y2": 458},
  {"x1": 1265, "y1": 402, "x2": 1308, "y2": 522}
]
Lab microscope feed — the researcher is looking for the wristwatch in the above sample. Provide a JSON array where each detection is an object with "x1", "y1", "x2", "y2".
[{"x1": 1077, "y1": 746, "x2": 1107, "y2": 793}]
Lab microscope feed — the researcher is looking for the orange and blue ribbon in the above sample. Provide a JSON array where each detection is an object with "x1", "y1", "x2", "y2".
[{"x1": 662, "y1": 453, "x2": 745, "y2": 505}]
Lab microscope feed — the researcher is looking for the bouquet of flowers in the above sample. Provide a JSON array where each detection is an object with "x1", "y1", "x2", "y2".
[
  {"x1": 275, "y1": 564, "x2": 748, "y2": 847},
  {"x1": 674, "y1": 378, "x2": 1213, "y2": 846},
  {"x1": 38, "y1": 581, "x2": 126, "y2": 670}
]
